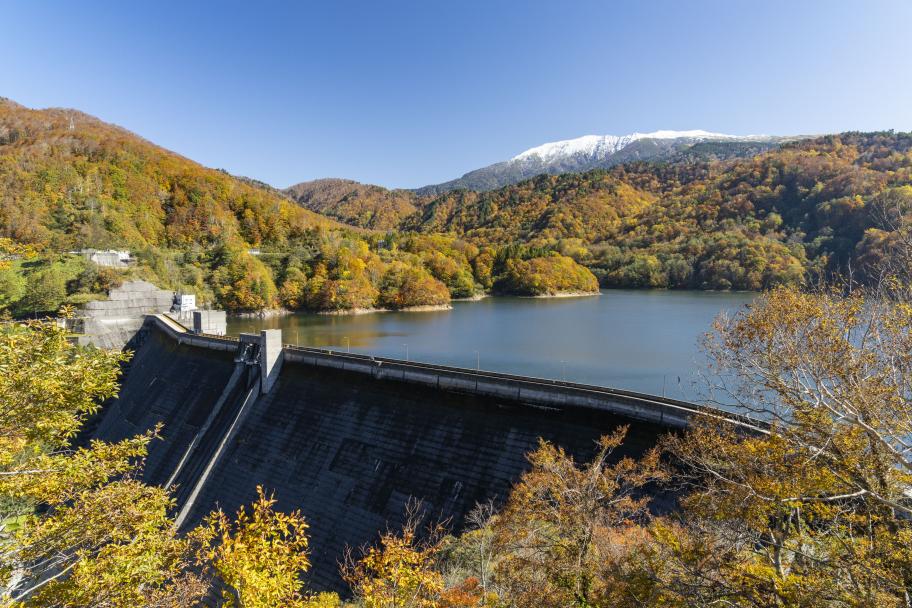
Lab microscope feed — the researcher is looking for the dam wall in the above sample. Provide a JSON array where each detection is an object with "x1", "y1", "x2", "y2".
[
  {"x1": 90, "y1": 322, "x2": 239, "y2": 486},
  {"x1": 147, "y1": 315, "x2": 735, "y2": 429},
  {"x1": 90, "y1": 315, "x2": 752, "y2": 591}
]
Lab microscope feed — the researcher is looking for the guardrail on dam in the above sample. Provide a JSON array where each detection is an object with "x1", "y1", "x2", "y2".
[
  {"x1": 155, "y1": 314, "x2": 754, "y2": 430},
  {"x1": 90, "y1": 314, "x2": 756, "y2": 591}
]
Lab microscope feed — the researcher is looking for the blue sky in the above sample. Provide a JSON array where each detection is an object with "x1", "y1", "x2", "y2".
[{"x1": 2, "y1": 1, "x2": 911, "y2": 188}]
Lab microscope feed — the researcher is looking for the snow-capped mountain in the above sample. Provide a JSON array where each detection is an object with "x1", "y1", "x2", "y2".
[
  {"x1": 512, "y1": 130, "x2": 748, "y2": 162},
  {"x1": 414, "y1": 130, "x2": 789, "y2": 195}
]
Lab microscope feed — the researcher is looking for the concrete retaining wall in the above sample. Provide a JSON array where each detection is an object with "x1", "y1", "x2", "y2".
[{"x1": 76, "y1": 281, "x2": 174, "y2": 349}]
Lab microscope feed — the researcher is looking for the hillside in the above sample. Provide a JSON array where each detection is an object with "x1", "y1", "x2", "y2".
[
  {"x1": 4, "y1": 97, "x2": 910, "y2": 308},
  {"x1": 0, "y1": 100, "x2": 598, "y2": 313},
  {"x1": 284, "y1": 178, "x2": 418, "y2": 230},
  {"x1": 414, "y1": 133, "x2": 912, "y2": 289},
  {"x1": 291, "y1": 132, "x2": 912, "y2": 291},
  {"x1": 0, "y1": 97, "x2": 337, "y2": 251}
]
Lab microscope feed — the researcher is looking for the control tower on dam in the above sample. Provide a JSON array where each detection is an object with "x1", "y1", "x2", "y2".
[{"x1": 89, "y1": 314, "x2": 753, "y2": 591}]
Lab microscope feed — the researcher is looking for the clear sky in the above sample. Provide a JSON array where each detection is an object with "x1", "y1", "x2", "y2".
[{"x1": 2, "y1": 0, "x2": 911, "y2": 189}]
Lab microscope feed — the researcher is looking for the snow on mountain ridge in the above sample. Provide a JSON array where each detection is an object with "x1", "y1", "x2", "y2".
[{"x1": 511, "y1": 130, "x2": 744, "y2": 162}]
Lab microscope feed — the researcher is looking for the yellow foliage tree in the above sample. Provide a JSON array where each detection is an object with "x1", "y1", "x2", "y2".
[
  {"x1": 204, "y1": 486, "x2": 327, "y2": 608},
  {"x1": 0, "y1": 316, "x2": 330, "y2": 607},
  {"x1": 343, "y1": 501, "x2": 485, "y2": 608},
  {"x1": 344, "y1": 528, "x2": 445, "y2": 608},
  {"x1": 491, "y1": 426, "x2": 666, "y2": 607},
  {"x1": 643, "y1": 285, "x2": 912, "y2": 606},
  {"x1": 0, "y1": 317, "x2": 209, "y2": 607}
]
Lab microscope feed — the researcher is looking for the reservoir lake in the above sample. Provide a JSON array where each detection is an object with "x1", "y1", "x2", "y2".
[{"x1": 227, "y1": 289, "x2": 756, "y2": 401}]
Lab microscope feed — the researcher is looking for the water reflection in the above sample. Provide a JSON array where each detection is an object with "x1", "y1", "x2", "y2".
[{"x1": 227, "y1": 290, "x2": 755, "y2": 400}]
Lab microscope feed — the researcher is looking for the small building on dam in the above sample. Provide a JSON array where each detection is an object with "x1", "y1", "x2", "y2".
[{"x1": 86, "y1": 314, "x2": 746, "y2": 591}]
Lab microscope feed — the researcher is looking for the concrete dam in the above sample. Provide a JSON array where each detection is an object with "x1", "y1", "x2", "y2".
[{"x1": 89, "y1": 314, "x2": 747, "y2": 591}]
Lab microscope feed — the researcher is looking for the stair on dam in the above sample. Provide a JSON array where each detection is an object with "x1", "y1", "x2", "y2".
[
  {"x1": 169, "y1": 354, "x2": 261, "y2": 528},
  {"x1": 89, "y1": 327, "x2": 237, "y2": 488}
]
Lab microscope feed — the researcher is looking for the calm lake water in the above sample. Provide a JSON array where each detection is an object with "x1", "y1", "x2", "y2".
[{"x1": 227, "y1": 290, "x2": 756, "y2": 401}]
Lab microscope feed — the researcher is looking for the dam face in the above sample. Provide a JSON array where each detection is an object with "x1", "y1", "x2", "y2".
[{"x1": 91, "y1": 317, "x2": 697, "y2": 591}]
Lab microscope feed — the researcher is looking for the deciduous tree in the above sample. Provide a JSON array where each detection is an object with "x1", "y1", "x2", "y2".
[{"x1": 204, "y1": 486, "x2": 317, "y2": 608}]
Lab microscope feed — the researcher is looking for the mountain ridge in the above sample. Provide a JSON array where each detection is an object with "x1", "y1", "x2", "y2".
[
  {"x1": 2, "y1": 99, "x2": 602, "y2": 313},
  {"x1": 283, "y1": 178, "x2": 419, "y2": 231},
  {"x1": 5, "y1": 96, "x2": 911, "y2": 313},
  {"x1": 286, "y1": 130, "x2": 912, "y2": 293},
  {"x1": 412, "y1": 130, "x2": 801, "y2": 195},
  {"x1": 511, "y1": 130, "x2": 752, "y2": 162},
  {"x1": 284, "y1": 133, "x2": 798, "y2": 228}
]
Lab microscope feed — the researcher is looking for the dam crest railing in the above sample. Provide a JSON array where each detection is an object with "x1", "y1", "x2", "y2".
[{"x1": 149, "y1": 314, "x2": 764, "y2": 432}]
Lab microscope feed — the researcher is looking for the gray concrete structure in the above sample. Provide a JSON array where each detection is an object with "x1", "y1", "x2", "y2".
[
  {"x1": 75, "y1": 281, "x2": 174, "y2": 349},
  {"x1": 78, "y1": 249, "x2": 133, "y2": 268},
  {"x1": 87, "y1": 314, "x2": 759, "y2": 592},
  {"x1": 260, "y1": 329, "x2": 283, "y2": 394},
  {"x1": 192, "y1": 310, "x2": 227, "y2": 335}
]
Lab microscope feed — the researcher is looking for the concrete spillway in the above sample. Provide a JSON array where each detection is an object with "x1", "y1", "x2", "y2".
[
  {"x1": 91, "y1": 324, "x2": 237, "y2": 486},
  {"x1": 90, "y1": 316, "x2": 748, "y2": 591}
]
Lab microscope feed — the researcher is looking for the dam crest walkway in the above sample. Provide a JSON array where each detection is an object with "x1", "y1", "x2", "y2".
[{"x1": 153, "y1": 314, "x2": 757, "y2": 431}]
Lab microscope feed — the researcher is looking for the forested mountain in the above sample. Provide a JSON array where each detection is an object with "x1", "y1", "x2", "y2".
[
  {"x1": 0, "y1": 99, "x2": 597, "y2": 314},
  {"x1": 284, "y1": 178, "x2": 418, "y2": 230},
  {"x1": 0, "y1": 98, "x2": 339, "y2": 250},
  {"x1": 412, "y1": 131, "x2": 793, "y2": 195},
  {"x1": 297, "y1": 132, "x2": 912, "y2": 291},
  {"x1": 3, "y1": 97, "x2": 911, "y2": 312},
  {"x1": 440, "y1": 132, "x2": 912, "y2": 289}
]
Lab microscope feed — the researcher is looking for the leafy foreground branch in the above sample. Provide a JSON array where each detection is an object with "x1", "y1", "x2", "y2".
[{"x1": 0, "y1": 317, "x2": 335, "y2": 608}]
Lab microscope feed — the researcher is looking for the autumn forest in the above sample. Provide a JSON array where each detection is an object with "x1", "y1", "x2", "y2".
[{"x1": 2, "y1": 98, "x2": 911, "y2": 315}]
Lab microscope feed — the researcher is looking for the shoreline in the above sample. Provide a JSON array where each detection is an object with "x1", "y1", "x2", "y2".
[
  {"x1": 451, "y1": 293, "x2": 488, "y2": 302},
  {"x1": 228, "y1": 292, "x2": 604, "y2": 317},
  {"x1": 317, "y1": 303, "x2": 453, "y2": 316},
  {"x1": 231, "y1": 308, "x2": 292, "y2": 319},
  {"x1": 519, "y1": 291, "x2": 601, "y2": 299},
  {"x1": 226, "y1": 288, "x2": 752, "y2": 317}
]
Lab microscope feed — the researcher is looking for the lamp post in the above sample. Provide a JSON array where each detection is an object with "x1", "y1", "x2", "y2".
[
  {"x1": 403, "y1": 343, "x2": 409, "y2": 362},
  {"x1": 560, "y1": 360, "x2": 567, "y2": 382},
  {"x1": 473, "y1": 350, "x2": 480, "y2": 370}
]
